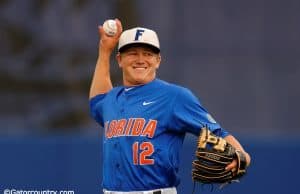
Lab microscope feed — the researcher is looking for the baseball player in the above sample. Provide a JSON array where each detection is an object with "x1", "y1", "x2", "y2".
[{"x1": 89, "y1": 19, "x2": 251, "y2": 194}]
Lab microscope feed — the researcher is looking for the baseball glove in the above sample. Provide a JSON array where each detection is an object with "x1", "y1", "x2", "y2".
[{"x1": 192, "y1": 127, "x2": 247, "y2": 185}]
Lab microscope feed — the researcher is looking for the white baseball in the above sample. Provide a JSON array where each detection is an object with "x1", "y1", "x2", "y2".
[{"x1": 103, "y1": 19, "x2": 117, "y2": 36}]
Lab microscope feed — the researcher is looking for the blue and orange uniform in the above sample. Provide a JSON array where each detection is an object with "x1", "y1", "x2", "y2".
[{"x1": 90, "y1": 78, "x2": 229, "y2": 191}]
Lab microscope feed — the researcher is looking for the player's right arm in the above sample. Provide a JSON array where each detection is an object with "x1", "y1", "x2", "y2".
[{"x1": 89, "y1": 19, "x2": 123, "y2": 99}]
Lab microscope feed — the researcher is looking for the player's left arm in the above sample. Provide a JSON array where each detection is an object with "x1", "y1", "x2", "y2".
[{"x1": 224, "y1": 135, "x2": 251, "y2": 170}]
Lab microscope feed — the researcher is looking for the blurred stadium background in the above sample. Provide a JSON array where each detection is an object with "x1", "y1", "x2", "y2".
[{"x1": 0, "y1": 0, "x2": 299, "y2": 193}]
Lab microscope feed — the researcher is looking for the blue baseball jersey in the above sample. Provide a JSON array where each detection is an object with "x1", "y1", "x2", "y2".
[{"x1": 89, "y1": 79, "x2": 229, "y2": 191}]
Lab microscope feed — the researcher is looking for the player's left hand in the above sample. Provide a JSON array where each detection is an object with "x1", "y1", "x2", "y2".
[
  {"x1": 225, "y1": 159, "x2": 238, "y2": 171},
  {"x1": 192, "y1": 127, "x2": 248, "y2": 185}
]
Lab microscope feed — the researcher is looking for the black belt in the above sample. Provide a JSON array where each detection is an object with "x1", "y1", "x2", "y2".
[{"x1": 153, "y1": 191, "x2": 161, "y2": 194}]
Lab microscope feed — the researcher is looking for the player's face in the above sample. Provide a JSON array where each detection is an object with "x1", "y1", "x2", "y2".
[{"x1": 117, "y1": 45, "x2": 161, "y2": 86}]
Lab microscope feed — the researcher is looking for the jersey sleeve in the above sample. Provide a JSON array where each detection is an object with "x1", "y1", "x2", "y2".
[
  {"x1": 89, "y1": 93, "x2": 107, "y2": 127},
  {"x1": 168, "y1": 87, "x2": 229, "y2": 137}
]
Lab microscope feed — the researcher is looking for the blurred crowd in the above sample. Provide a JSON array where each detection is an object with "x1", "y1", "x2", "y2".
[{"x1": 0, "y1": 0, "x2": 299, "y2": 136}]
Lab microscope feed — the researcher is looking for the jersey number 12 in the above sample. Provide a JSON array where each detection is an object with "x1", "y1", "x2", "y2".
[{"x1": 132, "y1": 141, "x2": 154, "y2": 165}]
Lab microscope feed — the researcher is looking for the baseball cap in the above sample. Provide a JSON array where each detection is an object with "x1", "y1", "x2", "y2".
[{"x1": 118, "y1": 27, "x2": 160, "y2": 53}]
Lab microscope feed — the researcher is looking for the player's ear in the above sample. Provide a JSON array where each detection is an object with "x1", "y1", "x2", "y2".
[
  {"x1": 155, "y1": 54, "x2": 161, "y2": 69},
  {"x1": 116, "y1": 53, "x2": 122, "y2": 68}
]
